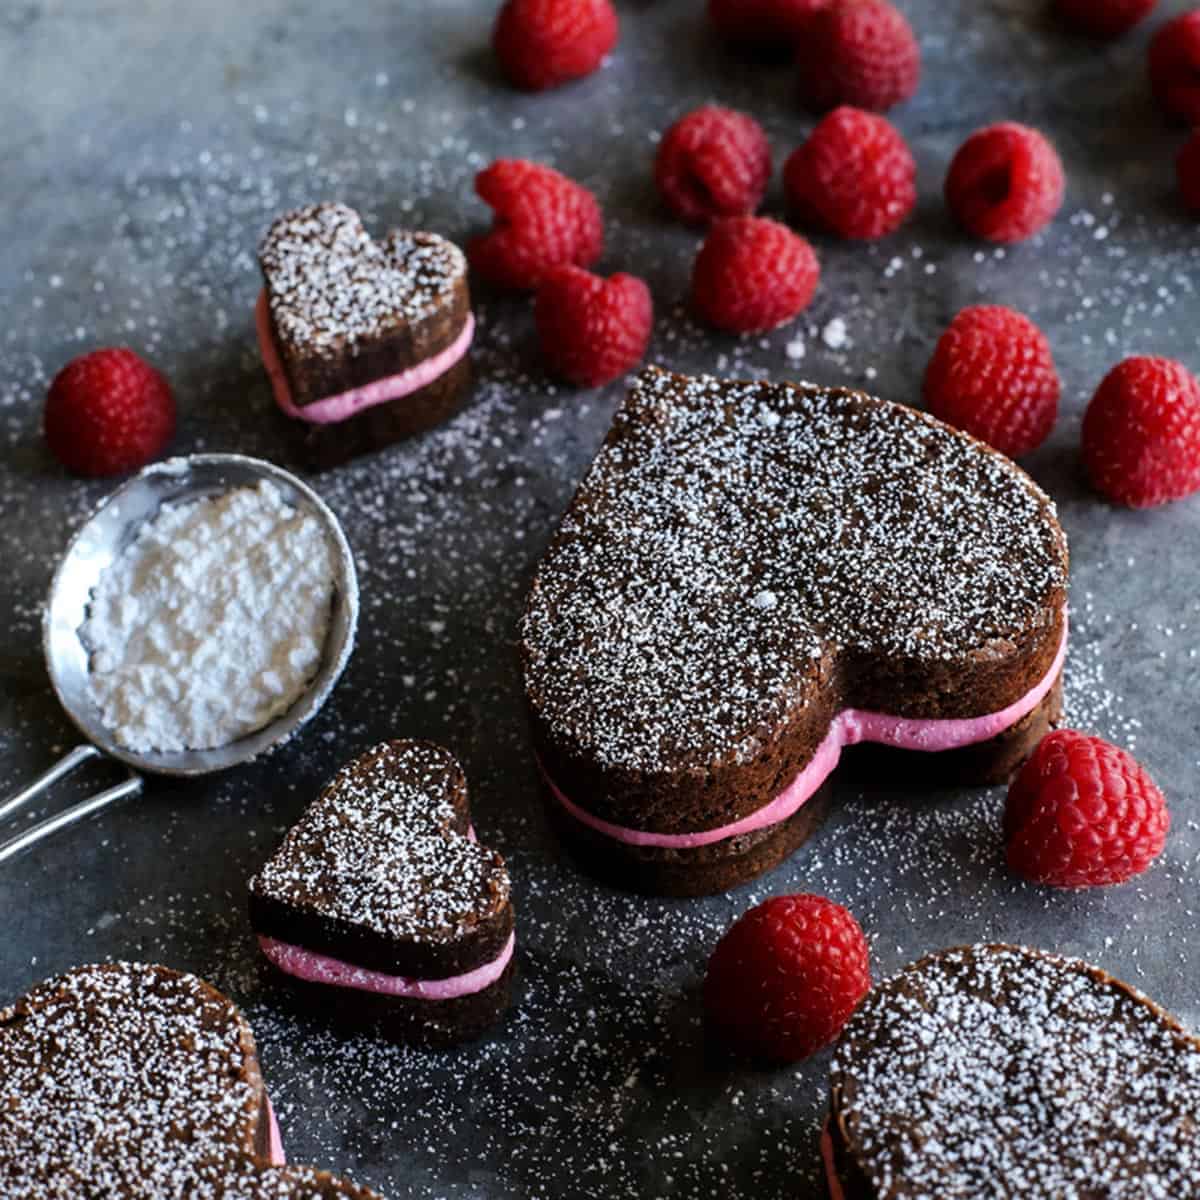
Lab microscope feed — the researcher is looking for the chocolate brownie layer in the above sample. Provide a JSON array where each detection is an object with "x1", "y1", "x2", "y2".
[
  {"x1": 250, "y1": 741, "x2": 513, "y2": 981},
  {"x1": 258, "y1": 203, "x2": 472, "y2": 464},
  {"x1": 262, "y1": 958, "x2": 517, "y2": 1050},
  {"x1": 206, "y1": 1163, "x2": 383, "y2": 1200},
  {"x1": 521, "y1": 366, "x2": 1068, "y2": 848},
  {"x1": 829, "y1": 944, "x2": 1200, "y2": 1199}
]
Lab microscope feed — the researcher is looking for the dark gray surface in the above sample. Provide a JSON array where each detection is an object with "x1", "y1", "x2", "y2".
[{"x1": 2, "y1": 2, "x2": 1199, "y2": 1196}]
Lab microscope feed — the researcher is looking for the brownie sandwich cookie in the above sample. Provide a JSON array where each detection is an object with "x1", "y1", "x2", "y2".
[
  {"x1": 825, "y1": 943, "x2": 1200, "y2": 1199},
  {"x1": 521, "y1": 366, "x2": 1068, "y2": 896},
  {"x1": 256, "y1": 202, "x2": 473, "y2": 468},
  {"x1": 249, "y1": 740, "x2": 515, "y2": 1045},
  {"x1": 0, "y1": 961, "x2": 379, "y2": 1198}
]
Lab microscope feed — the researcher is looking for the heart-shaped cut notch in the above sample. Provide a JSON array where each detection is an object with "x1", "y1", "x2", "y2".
[
  {"x1": 521, "y1": 366, "x2": 1069, "y2": 896},
  {"x1": 256, "y1": 203, "x2": 473, "y2": 465},
  {"x1": 826, "y1": 943, "x2": 1200, "y2": 1198},
  {"x1": 0, "y1": 961, "x2": 380, "y2": 1197},
  {"x1": 249, "y1": 740, "x2": 515, "y2": 1046}
]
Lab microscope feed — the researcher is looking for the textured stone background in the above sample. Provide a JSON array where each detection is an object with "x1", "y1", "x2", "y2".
[{"x1": 2, "y1": 2, "x2": 1199, "y2": 1196}]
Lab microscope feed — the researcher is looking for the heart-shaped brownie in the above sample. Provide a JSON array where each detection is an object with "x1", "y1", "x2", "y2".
[
  {"x1": 0, "y1": 961, "x2": 380, "y2": 1198},
  {"x1": 826, "y1": 943, "x2": 1200, "y2": 1199},
  {"x1": 249, "y1": 740, "x2": 515, "y2": 1046},
  {"x1": 256, "y1": 203, "x2": 473, "y2": 466},
  {"x1": 521, "y1": 366, "x2": 1069, "y2": 895}
]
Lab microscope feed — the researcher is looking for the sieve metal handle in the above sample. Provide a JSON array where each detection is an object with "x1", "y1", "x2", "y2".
[{"x1": 0, "y1": 745, "x2": 143, "y2": 865}]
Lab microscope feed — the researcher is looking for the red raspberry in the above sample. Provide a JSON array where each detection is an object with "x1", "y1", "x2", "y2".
[
  {"x1": 655, "y1": 106, "x2": 773, "y2": 226},
  {"x1": 783, "y1": 106, "x2": 916, "y2": 240},
  {"x1": 923, "y1": 306, "x2": 1060, "y2": 458},
  {"x1": 704, "y1": 894, "x2": 871, "y2": 1062},
  {"x1": 1055, "y1": 0, "x2": 1157, "y2": 38},
  {"x1": 534, "y1": 266, "x2": 653, "y2": 387},
  {"x1": 1149, "y1": 10, "x2": 1200, "y2": 124},
  {"x1": 945, "y1": 122, "x2": 1065, "y2": 244},
  {"x1": 1005, "y1": 731, "x2": 1169, "y2": 889},
  {"x1": 1081, "y1": 356, "x2": 1200, "y2": 508},
  {"x1": 1178, "y1": 130, "x2": 1200, "y2": 215},
  {"x1": 493, "y1": 0, "x2": 618, "y2": 92},
  {"x1": 691, "y1": 216, "x2": 820, "y2": 333},
  {"x1": 709, "y1": 0, "x2": 830, "y2": 58},
  {"x1": 469, "y1": 159, "x2": 603, "y2": 291},
  {"x1": 44, "y1": 348, "x2": 175, "y2": 478},
  {"x1": 795, "y1": 0, "x2": 921, "y2": 114}
]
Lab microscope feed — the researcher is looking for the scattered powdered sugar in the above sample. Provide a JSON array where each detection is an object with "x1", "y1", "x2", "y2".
[
  {"x1": 251, "y1": 741, "x2": 509, "y2": 944},
  {"x1": 522, "y1": 367, "x2": 1067, "y2": 774},
  {"x1": 83, "y1": 481, "x2": 335, "y2": 753},
  {"x1": 833, "y1": 944, "x2": 1200, "y2": 1198}
]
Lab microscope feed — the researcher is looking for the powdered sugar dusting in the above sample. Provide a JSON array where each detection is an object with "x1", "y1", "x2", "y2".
[
  {"x1": 522, "y1": 367, "x2": 1067, "y2": 773},
  {"x1": 833, "y1": 944, "x2": 1200, "y2": 1198}
]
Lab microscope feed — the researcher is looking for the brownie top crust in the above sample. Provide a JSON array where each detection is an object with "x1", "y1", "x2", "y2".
[
  {"x1": 521, "y1": 366, "x2": 1068, "y2": 776},
  {"x1": 0, "y1": 962, "x2": 265, "y2": 1197},
  {"x1": 831, "y1": 943, "x2": 1200, "y2": 1199},
  {"x1": 250, "y1": 740, "x2": 511, "y2": 948},
  {"x1": 259, "y1": 203, "x2": 466, "y2": 359}
]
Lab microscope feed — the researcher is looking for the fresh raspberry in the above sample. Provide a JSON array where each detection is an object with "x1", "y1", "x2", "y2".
[
  {"x1": 469, "y1": 159, "x2": 603, "y2": 291},
  {"x1": 1149, "y1": 10, "x2": 1200, "y2": 124},
  {"x1": 492, "y1": 0, "x2": 618, "y2": 92},
  {"x1": 944, "y1": 122, "x2": 1065, "y2": 244},
  {"x1": 44, "y1": 348, "x2": 175, "y2": 478},
  {"x1": 704, "y1": 894, "x2": 871, "y2": 1062},
  {"x1": 1055, "y1": 0, "x2": 1157, "y2": 38},
  {"x1": 1005, "y1": 731, "x2": 1169, "y2": 889},
  {"x1": 1081, "y1": 356, "x2": 1200, "y2": 508},
  {"x1": 534, "y1": 265, "x2": 653, "y2": 387},
  {"x1": 795, "y1": 0, "x2": 921, "y2": 114},
  {"x1": 655, "y1": 106, "x2": 773, "y2": 226},
  {"x1": 1178, "y1": 130, "x2": 1200, "y2": 215},
  {"x1": 783, "y1": 106, "x2": 915, "y2": 240},
  {"x1": 691, "y1": 216, "x2": 820, "y2": 333},
  {"x1": 709, "y1": 0, "x2": 830, "y2": 58},
  {"x1": 923, "y1": 306, "x2": 1060, "y2": 458}
]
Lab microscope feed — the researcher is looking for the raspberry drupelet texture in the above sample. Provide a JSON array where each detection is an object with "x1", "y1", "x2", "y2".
[
  {"x1": 704, "y1": 894, "x2": 871, "y2": 1062},
  {"x1": 493, "y1": 0, "x2": 618, "y2": 91},
  {"x1": 1005, "y1": 731, "x2": 1170, "y2": 889},
  {"x1": 468, "y1": 159, "x2": 603, "y2": 290},
  {"x1": 1055, "y1": 0, "x2": 1157, "y2": 38},
  {"x1": 708, "y1": 0, "x2": 830, "y2": 58},
  {"x1": 1081, "y1": 355, "x2": 1200, "y2": 508},
  {"x1": 655, "y1": 105, "x2": 773, "y2": 226},
  {"x1": 691, "y1": 216, "x2": 820, "y2": 333},
  {"x1": 944, "y1": 122, "x2": 1065, "y2": 244},
  {"x1": 534, "y1": 265, "x2": 653, "y2": 387},
  {"x1": 923, "y1": 305, "x2": 1061, "y2": 458},
  {"x1": 795, "y1": 0, "x2": 921, "y2": 114},
  {"x1": 783, "y1": 106, "x2": 915, "y2": 239},
  {"x1": 1178, "y1": 130, "x2": 1200, "y2": 215},
  {"x1": 44, "y1": 348, "x2": 176, "y2": 477},
  {"x1": 1149, "y1": 10, "x2": 1200, "y2": 124}
]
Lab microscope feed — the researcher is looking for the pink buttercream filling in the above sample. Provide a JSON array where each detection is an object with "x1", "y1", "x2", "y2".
[
  {"x1": 258, "y1": 931, "x2": 515, "y2": 1001},
  {"x1": 821, "y1": 1119, "x2": 845, "y2": 1200},
  {"x1": 266, "y1": 1095, "x2": 285, "y2": 1166},
  {"x1": 544, "y1": 626, "x2": 1067, "y2": 850},
  {"x1": 254, "y1": 289, "x2": 474, "y2": 425}
]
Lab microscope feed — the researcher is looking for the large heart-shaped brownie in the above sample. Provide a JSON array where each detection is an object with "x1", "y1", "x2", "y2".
[
  {"x1": 521, "y1": 366, "x2": 1069, "y2": 895},
  {"x1": 0, "y1": 961, "x2": 379, "y2": 1198},
  {"x1": 256, "y1": 202, "x2": 472, "y2": 465},
  {"x1": 249, "y1": 740, "x2": 515, "y2": 1045},
  {"x1": 826, "y1": 943, "x2": 1200, "y2": 1199}
]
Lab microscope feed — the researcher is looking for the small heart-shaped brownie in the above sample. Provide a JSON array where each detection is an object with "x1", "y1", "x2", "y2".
[
  {"x1": 0, "y1": 961, "x2": 380, "y2": 1198},
  {"x1": 249, "y1": 740, "x2": 515, "y2": 1046},
  {"x1": 256, "y1": 202, "x2": 473, "y2": 467},
  {"x1": 826, "y1": 943, "x2": 1200, "y2": 1199},
  {"x1": 521, "y1": 366, "x2": 1069, "y2": 895}
]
